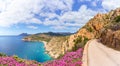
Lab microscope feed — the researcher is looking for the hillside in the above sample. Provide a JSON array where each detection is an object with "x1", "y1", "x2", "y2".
[
  {"x1": 63, "y1": 8, "x2": 120, "y2": 53},
  {"x1": 23, "y1": 32, "x2": 72, "y2": 42},
  {"x1": 60, "y1": 8, "x2": 120, "y2": 58},
  {"x1": 19, "y1": 33, "x2": 30, "y2": 36},
  {"x1": 23, "y1": 8, "x2": 120, "y2": 59}
]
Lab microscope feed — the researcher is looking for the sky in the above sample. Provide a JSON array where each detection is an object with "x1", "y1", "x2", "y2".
[{"x1": 0, "y1": 0, "x2": 120, "y2": 35}]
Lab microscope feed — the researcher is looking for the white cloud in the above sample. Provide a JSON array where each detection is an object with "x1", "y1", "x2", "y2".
[
  {"x1": 42, "y1": 5, "x2": 98, "y2": 30},
  {"x1": 0, "y1": 0, "x2": 73, "y2": 27},
  {"x1": 1, "y1": 0, "x2": 119, "y2": 31},
  {"x1": 0, "y1": 0, "x2": 41, "y2": 27},
  {"x1": 27, "y1": 25, "x2": 38, "y2": 29},
  {"x1": 102, "y1": 0, "x2": 120, "y2": 11}
]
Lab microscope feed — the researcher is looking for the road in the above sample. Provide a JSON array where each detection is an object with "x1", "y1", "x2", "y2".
[{"x1": 82, "y1": 39, "x2": 120, "y2": 66}]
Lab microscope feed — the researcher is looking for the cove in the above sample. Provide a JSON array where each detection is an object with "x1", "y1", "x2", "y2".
[{"x1": 0, "y1": 36, "x2": 52, "y2": 62}]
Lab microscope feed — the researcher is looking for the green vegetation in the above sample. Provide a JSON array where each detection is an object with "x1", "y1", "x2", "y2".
[
  {"x1": 57, "y1": 54, "x2": 64, "y2": 59},
  {"x1": 83, "y1": 25, "x2": 93, "y2": 32},
  {"x1": 105, "y1": 15, "x2": 110, "y2": 19},
  {"x1": 24, "y1": 32, "x2": 72, "y2": 42},
  {"x1": 73, "y1": 36, "x2": 82, "y2": 45},
  {"x1": 83, "y1": 37, "x2": 89, "y2": 44},
  {"x1": 73, "y1": 36, "x2": 89, "y2": 51},
  {"x1": 0, "y1": 53, "x2": 7, "y2": 57},
  {"x1": 13, "y1": 55, "x2": 24, "y2": 63},
  {"x1": 115, "y1": 16, "x2": 120, "y2": 22},
  {"x1": 87, "y1": 26, "x2": 93, "y2": 32}
]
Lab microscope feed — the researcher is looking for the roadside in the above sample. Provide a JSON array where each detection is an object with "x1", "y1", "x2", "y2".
[{"x1": 82, "y1": 39, "x2": 120, "y2": 66}]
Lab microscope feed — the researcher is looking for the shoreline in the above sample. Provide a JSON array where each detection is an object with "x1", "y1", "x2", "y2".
[
  {"x1": 40, "y1": 41, "x2": 54, "y2": 59},
  {"x1": 41, "y1": 41, "x2": 47, "y2": 49},
  {"x1": 22, "y1": 38, "x2": 57, "y2": 59}
]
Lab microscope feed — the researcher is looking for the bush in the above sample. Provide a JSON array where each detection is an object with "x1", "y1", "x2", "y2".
[
  {"x1": 86, "y1": 26, "x2": 93, "y2": 32},
  {"x1": 0, "y1": 53, "x2": 7, "y2": 57},
  {"x1": 73, "y1": 36, "x2": 89, "y2": 51},
  {"x1": 83, "y1": 37, "x2": 89, "y2": 44},
  {"x1": 115, "y1": 16, "x2": 120, "y2": 22},
  {"x1": 13, "y1": 55, "x2": 24, "y2": 63},
  {"x1": 73, "y1": 36, "x2": 82, "y2": 44}
]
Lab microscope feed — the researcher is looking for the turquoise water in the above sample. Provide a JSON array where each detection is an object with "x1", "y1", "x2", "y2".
[{"x1": 0, "y1": 36, "x2": 52, "y2": 62}]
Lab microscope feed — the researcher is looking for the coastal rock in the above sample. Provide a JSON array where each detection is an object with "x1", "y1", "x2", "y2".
[{"x1": 45, "y1": 37, "x2": 68, "y2": 58}]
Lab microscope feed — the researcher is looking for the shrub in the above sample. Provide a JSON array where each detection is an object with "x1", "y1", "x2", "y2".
[
  {"x1": 83, "y1": 37, "x2": 89, "y2": 44},
  {"x1": 115, "y1": 16, "x2": 120, "y2": 22},
  {"x1": 86, "y1": 26, "x2": 93, "y2": 32},
  {"x1": 73, "y1": 36, "x2": 82, "y2": 51},
  {"x1": 73, "y1": 36, "x2": 82, "y2": 44},
  {"x1": 0, "y1": 53, "x2": 7, "y2": 57},
  {"x1": 73, "y1": 36, "x2": 89, "y2": 51}
]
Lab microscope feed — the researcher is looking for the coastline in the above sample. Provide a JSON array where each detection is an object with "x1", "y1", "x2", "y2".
[
  {"x1": 22, "y1": 38, "x2": 59, "y2": 59},
  {"x1": 41, "y1": 41, "x2": 47, "y2": 49},
  {"x1": 41, "y1": 41, "x2": 59, "y2": 59},
  {"x1": 40, "y1": 41, "x2": 54, "y2": 59}
]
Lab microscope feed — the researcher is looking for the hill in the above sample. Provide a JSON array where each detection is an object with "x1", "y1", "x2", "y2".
[
  {"x1": 22, "y1": 32, "x2": 73, "y2": 42},
  {"x1": 19, "y1": 33, "x2": 30, "y2": 36},
  {"x1": 47, "y1": 8, "x2": 120, "y2": 58},
  {"x1": 23, "y1": 8, "x2": 120, "y2": 59}
]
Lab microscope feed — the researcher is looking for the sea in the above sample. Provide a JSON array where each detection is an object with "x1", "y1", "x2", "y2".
[{"x1": 0, "y1": 36, "x2": 52, "y2": 62}]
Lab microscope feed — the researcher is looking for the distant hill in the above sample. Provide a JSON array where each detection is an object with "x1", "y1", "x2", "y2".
[
  {"x1": 35, "y1": 32, "x2": 73, "y2": 36},
  {"x1": 22, "y1": 32, "x2": 73, "y2": 42},
  {"x1": 19, "y1": 33, "x2": 30, "y2": 36}
]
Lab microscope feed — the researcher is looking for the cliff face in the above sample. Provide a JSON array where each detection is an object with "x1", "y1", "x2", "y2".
[
  {"x1": 45, "y1": 36, "x2": 69, "y2": 58},
  {"x1": 100, "y1": 8, "x2": 120, "y2": 50},
  {"x1": 101, "y1": 29, "x2": 120, "y2": 50}
]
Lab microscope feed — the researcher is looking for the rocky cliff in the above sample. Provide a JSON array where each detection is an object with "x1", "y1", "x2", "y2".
[
  {"x1": 101, "y1": 28, "x2": 120, "y2": 50},
  {"x1": 23, "y1": 8, "x2": 120, "y2": 58},
  {"x1": 42, "y1": 10, "x2": 110, "y2": 58},
  {"x1": 60, "y1": 8, "x2": 120, "y2": 57}
]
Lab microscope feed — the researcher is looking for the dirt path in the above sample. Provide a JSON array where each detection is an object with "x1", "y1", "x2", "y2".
[{"x1": 82, "y1": 39, "x2": 120, "y2": 66}]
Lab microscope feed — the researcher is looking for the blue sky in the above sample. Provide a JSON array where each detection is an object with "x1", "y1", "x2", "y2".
[{"x1": 0, "y1": 0, "x2": 120, "y2": 35}]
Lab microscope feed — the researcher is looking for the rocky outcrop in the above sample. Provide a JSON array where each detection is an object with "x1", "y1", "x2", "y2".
[
  {"x1": 45, "y1": 36, "x2": 69, "y2": 58},
  {"x1": 101, "y1": 28, "x2": 120, "y2": 50},
  {"x1": 99, "y1": 8, "x2": 120, "y2": 50}
]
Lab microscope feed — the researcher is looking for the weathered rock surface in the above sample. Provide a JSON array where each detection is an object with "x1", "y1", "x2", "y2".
[
  {"x1": 45, "y1": 36, "x2": 69, "y2": 58},
  {"x1": 101, "y1": 28, "x2": 120, "y2": 50}
]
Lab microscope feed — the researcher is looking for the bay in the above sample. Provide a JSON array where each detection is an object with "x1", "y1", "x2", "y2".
[{"x1": 0, "y1": 36, "x2": 52, "y2": 62}]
